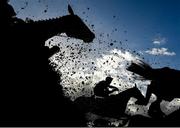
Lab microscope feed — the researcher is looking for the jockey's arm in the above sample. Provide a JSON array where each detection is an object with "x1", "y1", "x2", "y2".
[{"x1": 108, "y1": 85, "x2": 119, "y2": 91}]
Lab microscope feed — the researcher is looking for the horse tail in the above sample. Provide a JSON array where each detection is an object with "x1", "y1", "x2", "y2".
[{"x1": 127, "y1": 59, "x2": 153, "y2": 80}]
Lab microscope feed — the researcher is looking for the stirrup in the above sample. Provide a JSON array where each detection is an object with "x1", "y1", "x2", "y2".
[{"x1": 94, "y1": 95, "x2": 105, "y2": 99}]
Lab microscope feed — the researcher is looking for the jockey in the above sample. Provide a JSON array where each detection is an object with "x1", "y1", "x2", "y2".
[{"x1": 94, "y1": 77, "x2": 119, "y2": 98}]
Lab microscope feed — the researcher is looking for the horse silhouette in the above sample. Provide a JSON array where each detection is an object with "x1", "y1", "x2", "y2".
[
  {"x1": 0, "y1": 2, "x2": 95, "y2": 126},
  {"x1": 74, "y1": 85, "x2": 145, "y2": 119},
  {"x1": 127, "y1": 60, "x2": 180, "y2": 117}
]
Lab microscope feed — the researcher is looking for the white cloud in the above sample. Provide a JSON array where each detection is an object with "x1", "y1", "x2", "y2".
[
  {"x1": 153, "y1": 40, "x2": 161, "y2": 44},
  {"x1": 152, "y1": 35, "x2": 167, "y2": 45},
  {"x1": 145, "y1": 47, "x2": 176, "y2": 56}
]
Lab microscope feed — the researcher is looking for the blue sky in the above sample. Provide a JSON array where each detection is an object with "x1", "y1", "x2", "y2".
[{"x1": 10, "y1": 0, "x2": 180, "y2": 69}]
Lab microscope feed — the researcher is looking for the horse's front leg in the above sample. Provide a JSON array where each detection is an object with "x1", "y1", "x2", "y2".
[
  {"x1": 135, "y1": 84, "x2": 153, "y2": 105},
  {"x1": 148, "y1": 98, "x2": 165, "y2": 118}
]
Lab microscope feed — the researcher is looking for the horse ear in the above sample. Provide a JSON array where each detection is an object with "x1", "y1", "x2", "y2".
[
  {"x1": 135, "y1": 83, "x2": 137, "y2": 88},
  {"x1": 68, "y1": 4, "x2": 75, "y2": 15}
]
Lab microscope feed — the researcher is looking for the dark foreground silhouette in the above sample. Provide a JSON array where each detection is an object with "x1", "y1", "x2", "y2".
[
  {"x1": 129, "y1": 109, "x2": 180, "y2": 127},
  {"x1": 127, "y1": 60, "x2": 180, "y2": 126},
  {"x1": 0, "y1": 1, "x2": 95, "y2": 126}
]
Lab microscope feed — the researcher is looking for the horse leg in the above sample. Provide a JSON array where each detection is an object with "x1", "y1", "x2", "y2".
[
  {"x1": 148, "y1": 98, "x2": 165, "y2": 118},
  {"x1": 135, "y1": 82, "x2": 155, "y2": 105}
]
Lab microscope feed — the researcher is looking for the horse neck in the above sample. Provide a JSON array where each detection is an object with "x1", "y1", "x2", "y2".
[
  {"x1": 25, "y1": 16, "x2": 68, "y2": 42},
  {"x1": 121, "y1": 87, "x2": 143, "y2": 100}
]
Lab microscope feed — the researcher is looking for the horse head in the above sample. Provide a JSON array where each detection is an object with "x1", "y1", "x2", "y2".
[
  {"x1": 121, "y1": 84, "x2": 145, "y2": 101},
  {"x1": 62, "y1": 5, "x2": 95, "y2": 43}
]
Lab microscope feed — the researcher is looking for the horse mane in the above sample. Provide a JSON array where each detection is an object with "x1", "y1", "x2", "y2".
[{"x1": 127, "y1": 59, "x2": 153, "y2": 79}]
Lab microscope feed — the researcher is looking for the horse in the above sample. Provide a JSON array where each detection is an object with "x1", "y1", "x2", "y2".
[
  {"x1": 0, "y1": 3, "x2": 95, "y2": 126},
  {"x1": 127, "y1": 60, "x2": 180, "y2": 117},
  {"x1": 74, "y1": 85, "x2": 145, "y2": 119}
]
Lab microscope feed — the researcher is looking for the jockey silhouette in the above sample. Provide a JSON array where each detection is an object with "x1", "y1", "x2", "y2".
[{"x1": 94, "y1": 77, "x2": 119, "y2": 98}]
